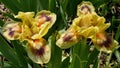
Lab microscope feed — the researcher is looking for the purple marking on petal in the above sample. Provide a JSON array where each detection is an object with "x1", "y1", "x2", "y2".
[
  {"x1": 32, "y1": 46, "x2": 45, "y2": 57},
  {"x1": 39, "y1": 14, "x2": 51, "y2": 21},
  {"x1": 8, "y1": 28, "x2": 15, "y2": 37},
  {"x1": 9, "y1": 27, "x2": 12, "y2": 31},
  {"x1": 63, "y1": 34, "x2": 73, "y2": 42},
  {"x1": 44, "y1": 15, "x2": 51, "y2": 21},
  {"x1": 8, "y1": 31, "x2": 15, "y2": 37},
  {"x1": 81, "y1": 5, "x2": 91, "y2": 13},
  {"x1": 98, "y1": 34, "x2": 112, "y2": 48}
]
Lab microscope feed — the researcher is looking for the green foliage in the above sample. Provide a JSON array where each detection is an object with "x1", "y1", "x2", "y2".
[
  {"x1": 0, "y1": 34, "x2": 21, "y2": 68},
  {"x1": 47, "y1": 33, "x2": 62, "y2": 68},
  {"x1": 0, "y1": 0, "x2": 120, "y2": 68}
]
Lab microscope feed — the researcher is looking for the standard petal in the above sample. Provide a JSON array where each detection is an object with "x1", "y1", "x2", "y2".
[
  {"x1": 79, "y1": 26, "x2": 99, "y2": 39},
  {"x1": 15, "y1": 12, "x2": 35, "y2": 26},
  {"x1": 97, "y1": 17, "x2": 111, "y2": 32}
]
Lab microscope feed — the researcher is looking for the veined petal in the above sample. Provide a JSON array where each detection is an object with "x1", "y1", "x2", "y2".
[
  {"x1": 26, "y1": 38, "x2": 51, "y2": 64},
  {"x1": 72, "y1": 16, "x2": 82, "y2": 26}
]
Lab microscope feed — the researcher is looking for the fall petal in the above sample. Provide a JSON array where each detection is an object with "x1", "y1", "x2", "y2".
[
  {"x1": 77, "y1": 1, "x2": 95, "y2": 16},
  {"x1": 56, "y1": 27, "x2": 79, "y2": 49},
  {"x1": 26, "y1": 39, "x2": 51, "y2": 64},
  {"x1": 2, "y1": 23, "x2": 21, "y2": 40},
  {"x1": 34, "y1": 10, "x2": 56, "y2": 38},
  {"x1": 35, "y1": 10, "x2": 56, "y2": 28},
  {"x1": 92, "y1": 33, "x2": 118, "y2": 53}
]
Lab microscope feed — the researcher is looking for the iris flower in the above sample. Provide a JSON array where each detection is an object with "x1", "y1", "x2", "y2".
[
  {"x1": 3, "y1": 10, "x2": 56, "y2": 64},
  {"x1": 72, "y1": 13, "x2": 111, "y2": 39},
  {"x1": 56, "y1": 7, "x2": 111, "y2": 49},
  {"x1": 56, "y1": 1, "x2": 118, "y2": 52},
  {"x1": 73, "y1": 2, "x2": 118, "y2": 52}
]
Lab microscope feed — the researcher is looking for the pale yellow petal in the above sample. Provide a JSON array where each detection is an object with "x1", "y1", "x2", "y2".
[
  {"x1": 15, "y1": 12, "x2": 35, "y2": 26},
  {"x1": 2, "y1": 23, "x2": 21, "y2": 40},
  {"x1": 56, "y1": 29, "x2": 79, "y2": 49},
  {"x1": 33, "y1": 10, "x2": 56, "y2": 37},
  {"x1": 26, "y1": 39, "x2": 51, "y2": 64},
  {"x1": 77, "y1": 1, "x2": 95, "y2": 16}
]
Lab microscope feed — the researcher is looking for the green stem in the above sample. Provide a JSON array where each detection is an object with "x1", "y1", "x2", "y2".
[
  {"x1": 106, "y1": 53, "x2": 112, "y2": 67},
  {"x1": 98, "y1": 51, "x2": 112, "y2": 68},
  {"x1": 97, "y1": 51, "x2": 102, "y2": 68},
  {"x1": 0, "y1": 55, "x2": 4, "y2": 68}
]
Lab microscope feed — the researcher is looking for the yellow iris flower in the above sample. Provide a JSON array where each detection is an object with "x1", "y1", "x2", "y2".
[
  {"x1": 2, "y1": 10, "x2": 56, "y2": 64},
  {"x1": 72, "y1": 13, "x2": 111, "y2": 39},
  {"x1": 56, "y1": 13, "x2": 111, "y2": 49},
  {"x1": 56, "y1": 1, "x2": 118, "y2": 52}
]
